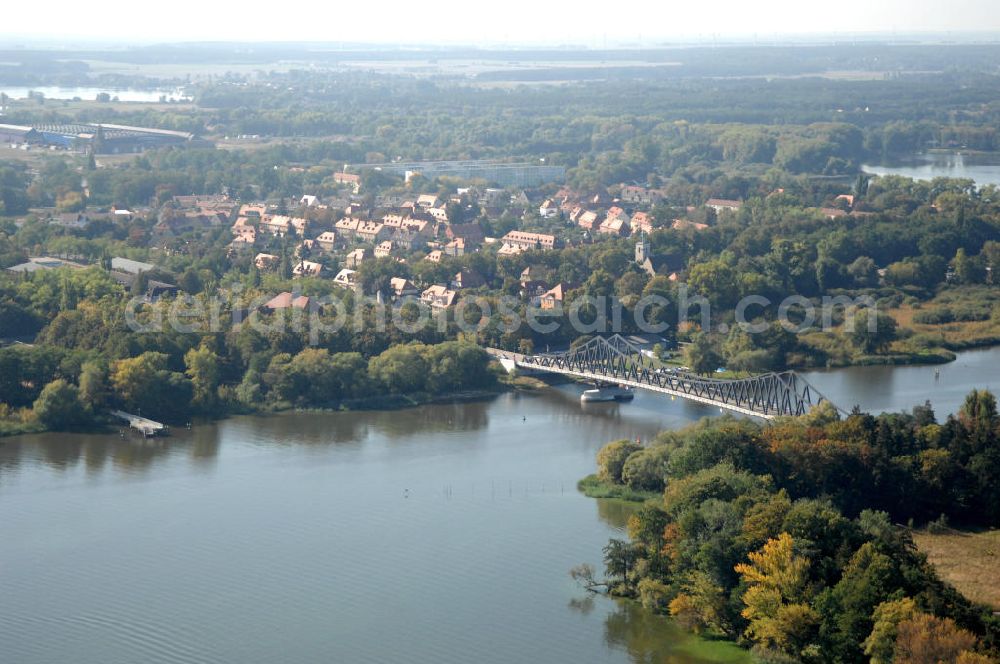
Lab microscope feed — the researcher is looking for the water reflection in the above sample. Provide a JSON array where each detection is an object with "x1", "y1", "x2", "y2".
[
  {"x1": 596, "y1": 498, "x2": 640, "y2": 532},
  {"x1": 863, "y1": 151, "x2": 1000, "y2": 187}
]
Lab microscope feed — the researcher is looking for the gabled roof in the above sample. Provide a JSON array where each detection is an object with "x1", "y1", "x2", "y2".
[
  {"x1": 541, "y1": 283, "x2": 566, "y2": 301},
  {"x1": 264, "y1": 291, "x2": 312, "y2": 310}
]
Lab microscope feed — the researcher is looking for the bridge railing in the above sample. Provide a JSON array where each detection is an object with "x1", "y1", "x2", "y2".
[{"x1": 487, "y1": 335, "x2": 835, "y2": 419}]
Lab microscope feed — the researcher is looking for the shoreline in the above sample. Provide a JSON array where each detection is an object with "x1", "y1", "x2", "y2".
[{"x1": 0, "y1": 376, "x2": 552, "y2": 441}]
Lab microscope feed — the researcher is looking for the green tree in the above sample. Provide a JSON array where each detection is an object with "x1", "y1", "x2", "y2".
[
  {"x1": 33, "y1": 379, "x2": 86, "y2": 430},
  {"x1": 735, "y1": 532, "x2": 819, "y2": 656},
  {"x1": 368, "y1": 343, "x2": 429, "y2": 394},
  {"x1": 863, "y1": 597, "x2": 918, "y2": 664},
  {"x1": 849, "y1": 309, "x2": 897, "y2": 354},
  {"x1": 111, "y1": 352, "x2": 192, "y2": 421},
  {"x1": 78, "y1": 359, "x2": 109, "y2": 413},
  {"x1": 596, "y1": 439, "x2": 642, "y2": 484},
  {"x1": 685, "y1": 333, "x2": 723, "y2": 375},
  {"x1": 185, "y1": 345, "x2": 221, "y2": 411}
]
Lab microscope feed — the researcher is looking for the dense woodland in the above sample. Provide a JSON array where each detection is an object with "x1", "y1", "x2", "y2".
[{"x1": 584, "y1": 392, "x2": 1000, "y2": 662}]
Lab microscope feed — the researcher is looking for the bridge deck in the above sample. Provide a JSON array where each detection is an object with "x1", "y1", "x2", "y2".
[{"x1": 485, "y1": 338, "x2": 828, "y2": 420}]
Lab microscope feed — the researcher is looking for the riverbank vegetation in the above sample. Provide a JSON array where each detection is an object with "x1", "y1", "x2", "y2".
[
  {"x1": 0, "y1": 334, "x2": 498, "y2": 434},
  {"x1": 580, "y1": 391, "x2": 1000, "y2": 662}
]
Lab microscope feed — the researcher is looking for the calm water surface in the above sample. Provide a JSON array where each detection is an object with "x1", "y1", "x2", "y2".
[
  {"x1": 1, "y1": 348, "x2": 998, "y2": 663},
  {"x1": 0, "y1": 86, "x2": 189, "y2": 102},
  {"x1": 863, "y1": 151, "x2": 1000, "y2": 187}
]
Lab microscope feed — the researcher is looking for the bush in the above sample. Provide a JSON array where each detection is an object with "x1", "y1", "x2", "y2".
[
  {"x1": 596, "y1": 439, "x2": 642, "y2": 484},
  {"x1": 913, "y1": 308, "x2": 955, "y2": 325}
]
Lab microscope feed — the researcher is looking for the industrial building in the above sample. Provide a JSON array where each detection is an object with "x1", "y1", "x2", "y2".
[{"x1": 3, "y1": 122, "x2": 198, "y2": 153}]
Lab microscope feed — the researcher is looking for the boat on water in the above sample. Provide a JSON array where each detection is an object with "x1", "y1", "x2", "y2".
[{"x1": 580, "y1": 386, "x2": 635, "y2": 403}]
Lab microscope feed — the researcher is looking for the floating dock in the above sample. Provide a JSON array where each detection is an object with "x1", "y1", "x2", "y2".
[{"x1": 110, "y1": 410, "x2": 168, "y2": 437}]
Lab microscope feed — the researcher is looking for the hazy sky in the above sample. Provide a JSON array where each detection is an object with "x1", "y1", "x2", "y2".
[{"x1": 2, "y1": 0, "x2": 1000, "y2": 45}]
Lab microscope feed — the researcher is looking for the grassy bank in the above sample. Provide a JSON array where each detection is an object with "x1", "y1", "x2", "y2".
[
  {"x1": 911, "y1": 527, "x2": 1000, "y2": 609},
  {"x1": 577, "y1": 474, "x2": 660, "y2": 502}
]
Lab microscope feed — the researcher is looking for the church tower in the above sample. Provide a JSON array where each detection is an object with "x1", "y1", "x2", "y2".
[{"x1": 635, "y1": 232, "x2": 650, "y2": 265}]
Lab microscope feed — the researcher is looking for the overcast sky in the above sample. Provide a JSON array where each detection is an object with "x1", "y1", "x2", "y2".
[{"x1": 2, "y1": 0, "x2": 1000, "y2": 45}]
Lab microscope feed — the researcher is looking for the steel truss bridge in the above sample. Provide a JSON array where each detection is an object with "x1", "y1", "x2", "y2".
[{"x1": 487, "y1": 335, "x2": 834, "y2": 420}]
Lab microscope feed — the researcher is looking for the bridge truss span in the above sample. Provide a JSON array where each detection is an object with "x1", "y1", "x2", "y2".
[{"x1": 487, "y1": 334, "x2": 834, "y2": 420}]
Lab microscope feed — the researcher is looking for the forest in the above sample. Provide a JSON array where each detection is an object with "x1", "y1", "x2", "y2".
[{"x1": 581, "y1": 392, "x2": 1000, "y2": 662}]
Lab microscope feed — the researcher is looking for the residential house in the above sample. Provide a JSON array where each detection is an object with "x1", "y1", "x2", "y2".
[
  {"x1": 263, "y1": 291, "x2": 313, "y2": 311},
  {"x1": 630, "y1": 211, "x2": 653, "y2": 234},
  {"x1": 427, "y1": 206, "x2": 449, "y2": 223},
  {"x1": 539, "y1": 199, "x2": 560, "y2": 219},
  {"x1": 292, "y1": 260, "x2": 323, "y2": 278},
  {"x1": 333, "y1": 268, "x2": 360, "y2": 290},
  {"x1": 705, "y1": 198, "x2": 743, "y2": 214},
  {"x1": 497, "y1": 243, "x2": 525, "y2": 256},
  {"x1": 335, "y1": 217, "x2": 362, "y2": 238},
  {"x1": 599, "y1": 216, "x2": 629, "y2": 237},
  {"x1": 356, "y1": 221, "x2": 389, "y2": 243},
  {"x1": 577, "y1": 210, "x2": 600, "y2": 231},
  {"x1": 344, "y1": 248, "x2": 369, "y2": 268},
  {"x1": 260, "y1": 215, "x2": 291, "y2": 236},
  {"x1": 606, "y1": 206, "x2": 630, "y2": 225},
  {"x1": 316, "y1": 231, "x2": 338, "y2": 251},
  {"x1": 402, "y1": 218, "x2": 433, "y2": 237},
  {"x1": 519, "y1": 266, "x2": 551, "y2": 296},
  {"x1": 501, "y1": 231, "x2": 557, "y2": 251},
  {"x1": 444, "y1": 238, "x2": 465, "y2": 257},
  {"x1": 539, "y1": 283, "x2": 566, "y2": 310},
  {"x1": 416, "y1": 194, "x2": 440, "y2": 209},
  {"x1": 239, "y1": 203, "x2": 268, "y2": 219},
  {"x1": 296, "y1": 239, "x2": 317, "y2": 258},
  {"x1": 819, "y1": 207, "x2": 848, "y2": 220},
  {"x1": 424, "y1": 250, "x2": 443, "y2": 263},
  {"x1": 451, "y1": 269, "x2": 485, "y2": 290},
  {"x1": 254, "y1": 253, "x2": 279, "y2": 270},
  {"x1": 230, "y1": 227, "x2": 257, "y2": 250},
  {"x1": 620, "y1": 185, "x2": 663, "y2": 206},
  {"x1": 390, "y1": 228, "x2": 424, "y2": 252},
  {"x1": 381, "y1": 213, "x2": 407, "y2": 228},
  {"x1": 333, "y1": 172, "x2": 361, "y2": 193},
  {"x1": 671, "y1": 219, "x2": 709, "y2": 231},
  {"x1": 421, "y1": 285, "x2": 458, "y2": 309},
  {"x1": 300, "y1": 195, "x2": 320, "y2": 207},
  {"x1": 390, "y1": 277, "x2": 418, "y2": 299},
  {"x1": 445, "y1": 222, "x2": 485, "y2": 248},
  {"x1": 374, "y1": 241, "x2": 395, "y2": 258}
]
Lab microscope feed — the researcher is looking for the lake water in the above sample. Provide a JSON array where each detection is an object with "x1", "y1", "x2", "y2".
[
  {"x1": 0, "y1": 86, "x2": 190, "y2": 102},
  {"x1": 862, "y1": 152, "x2": 1000, "y2": 187},
  {"x1": 1, "y1": 348, "x2": 998, "y2": 663}
]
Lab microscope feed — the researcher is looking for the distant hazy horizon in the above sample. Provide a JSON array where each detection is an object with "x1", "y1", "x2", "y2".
[
  {"x1": 2, "y1": 0, "x2": 1000, "y2": 48},
  {"x1": 4, "y1": 32, "x2": 1000, "y2": 50}
]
